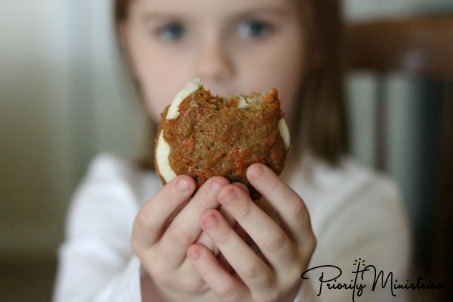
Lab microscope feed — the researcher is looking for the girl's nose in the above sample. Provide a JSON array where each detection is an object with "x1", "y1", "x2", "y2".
[{"x1": 196, "y1": 37, "x2": 235, "y2": 84}]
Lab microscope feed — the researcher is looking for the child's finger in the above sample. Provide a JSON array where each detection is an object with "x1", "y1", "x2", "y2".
[
  {"x1": 246, "y1": 163, "x2": 315, "y2": 247},
  {"x1": 132, "y1": 175, "x2": 195, "y2": 251},
  {"x1": 216, "y1": 185, "x2": 299, "y2": 274},
  {"x1": 187, "y1": 243, "x2": 250, "y2": 301},
  {"x1": 199, "y1": 209, "x2": 276, "y2": 294},
  {"x1": 158, "y1": 176, "x2": 229, "y2": 267}
]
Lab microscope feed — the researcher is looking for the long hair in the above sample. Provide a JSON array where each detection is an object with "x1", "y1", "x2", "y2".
[
  {"x1": 113, "y1": 0, "x2": 348, "y2": 167},
  {"x1": 298, "y1": 0, "x2": 349, "y2": 165}
]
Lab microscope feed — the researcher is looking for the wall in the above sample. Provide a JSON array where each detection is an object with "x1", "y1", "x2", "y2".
[
  {"x1": 1, "y1": 0, "x2": 73, "y2": 256},
  {"x1": 345, "y1": 0, "x2": 453, "y2": 20},
  {"x1": 344, "y1": 0, "x2": 453, "y2": 274},
  {"x1": 0, "y1": 0, "x2": 147, "y2": 258}
]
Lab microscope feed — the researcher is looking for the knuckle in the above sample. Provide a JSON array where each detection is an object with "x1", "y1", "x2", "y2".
[
  {"x1": 148, "y1": 260, "x2": 167, "y2": 282},
  {"x1": 237, "y1": 199, "x2": 253, "y2": 219},
  {"x1": 243, "y1": 260, "x2": 275, "y2": 288},
  {"x1": 168, "y1": 224, "x2": 195, "y2": 246},
  {"x1": 195, "y1": 185, "x2": 221, "y2": 210},
  {"x1": 196, "y1": 196, "x2": 213, "y2": 211},
  {"x1": 134, "y1": 209, "x2": 153, "y2": 231},
  {"x1": 263, "y1": 229, "x2": 287, "y2": 252},
  {"x1": 180, "y1": 275, "x2": 207, "y2": 293},
  {"x1": 212, "y1": 231, "x2": 230, "y2": 245},
  {"x1": 287, "y1": 200, "x2": 310, "y2": 223},
  {"x1": 242, "y1": 259, "x2": 264, "y2": 280},
  {"x1": 215, "y1": 281, "x2": 236, "y2": 298}
]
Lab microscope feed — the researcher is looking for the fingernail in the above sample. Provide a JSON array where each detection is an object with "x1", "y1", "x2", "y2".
[
  {"x1": 204, "y1": 214, "x2": 219, "y2": 229},
  {"x1": 219, "y1": 189, "x2": 237, "y2": 204},
  {"x1": 177, "y1": 177, "x2": 190, "y2": 192},
  {"x1": 189, "y1": 248, "x2": 201, "y2": 260},
  {"x1": 249, "y1": 164, "x2": 264, "y2": 180},
  {"x1": 210, "y1": 181, "x2": 222, "y2": 194}
]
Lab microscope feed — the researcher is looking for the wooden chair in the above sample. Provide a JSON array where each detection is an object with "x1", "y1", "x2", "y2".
[{"x1": 344, "y1": 15, "x2": 453, "y2": 301}]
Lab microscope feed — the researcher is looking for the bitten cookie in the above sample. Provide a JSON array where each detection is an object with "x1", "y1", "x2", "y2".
[{"x1": 154, "y1": 79, "x2": 290, "y2": 199}]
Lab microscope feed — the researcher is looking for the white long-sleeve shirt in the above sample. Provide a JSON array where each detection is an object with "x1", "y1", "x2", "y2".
[{"x1": 53, "y1": 153, "x2": 411, "y2": 302}]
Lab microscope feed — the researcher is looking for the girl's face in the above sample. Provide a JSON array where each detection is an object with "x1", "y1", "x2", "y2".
[{"x1": 122, "y1": 0, "x2": 306, "y2": 124}]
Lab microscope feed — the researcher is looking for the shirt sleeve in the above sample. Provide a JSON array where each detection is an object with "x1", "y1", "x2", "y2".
[{"x1": 53, "y1": 154, "x2": 145, "y2": 302}]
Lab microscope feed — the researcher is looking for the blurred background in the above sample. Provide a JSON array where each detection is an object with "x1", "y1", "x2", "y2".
[{"x1": 1, "y1": 0, "x2": 452, "y2": 301}]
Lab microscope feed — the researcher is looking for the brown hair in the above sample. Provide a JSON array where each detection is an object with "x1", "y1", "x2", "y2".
[
  {"x1": 114, "y1": 0, "x2": 348, "y2": 166},
  {"x1": 298, "y1": 0, "x2": 349, "y2": 165}
]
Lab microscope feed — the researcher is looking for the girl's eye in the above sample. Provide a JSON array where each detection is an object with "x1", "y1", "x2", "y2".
[
  {"x1": 238, "y1": 20, "x2": 273, "y2": 38},
  {"x1": 156, "y1": 22, "x2": 186, "y2": 41}
]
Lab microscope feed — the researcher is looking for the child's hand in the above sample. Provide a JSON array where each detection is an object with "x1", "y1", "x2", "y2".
[
  {"x1": 132, "y1": 175, "x2": 232, "y2": 301},
  {"x1": 187, "y1": 163, "x2": 316, "y2": 302}
]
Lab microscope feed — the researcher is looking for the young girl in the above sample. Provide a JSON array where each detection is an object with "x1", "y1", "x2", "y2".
[{"x1": 54, "y1": 0, "x2": 411, "y2": 301}]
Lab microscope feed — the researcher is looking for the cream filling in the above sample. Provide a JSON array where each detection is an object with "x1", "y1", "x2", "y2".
[
  {"x1": 156, "y1": 131, "x2": 176, "y2": 183},
  {"x1": 156, "y1": 79, "x2": 201, "y2": 182},
  {"x1": 278, "y1": 118, "x2": 291, "y2": 150},
  {"x1": 166, "y1": 78, "x2": 201, "y2": 119},
  {"x1": 236, "y1": 95, "x2": 260, "y2": 108}
]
